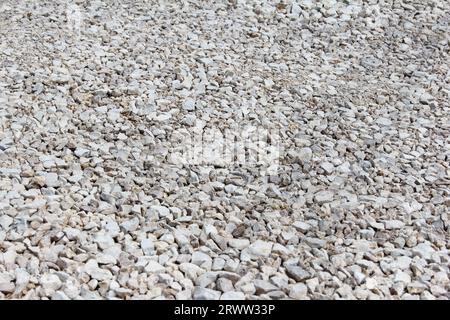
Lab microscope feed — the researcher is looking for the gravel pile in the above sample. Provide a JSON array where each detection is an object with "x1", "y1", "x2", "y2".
[{"x1": 0, "y1": 0, "x2": 449, "y2": 300}]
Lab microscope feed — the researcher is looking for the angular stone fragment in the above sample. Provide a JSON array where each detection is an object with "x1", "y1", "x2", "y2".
[
  {"x1": 285, "y1": 265, "x2": 311, "y2": 282},
  {"x1": 193, "y1": 287, "x2": 221, "y2": 300}
]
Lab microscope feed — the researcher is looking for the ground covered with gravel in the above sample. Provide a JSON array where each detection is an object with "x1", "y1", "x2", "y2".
[{"x1": 0, "y1": 0, "x2": 449, "y2": 300}]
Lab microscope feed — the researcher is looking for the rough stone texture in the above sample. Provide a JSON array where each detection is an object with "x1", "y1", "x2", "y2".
[{"x1": 0, "y1": 0, "x2": 449, "y2": 300}]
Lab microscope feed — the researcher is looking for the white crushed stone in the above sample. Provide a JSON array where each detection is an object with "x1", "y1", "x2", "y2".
[{"x1": 0, "y1": 0, "x2": 448, "y2": 300}]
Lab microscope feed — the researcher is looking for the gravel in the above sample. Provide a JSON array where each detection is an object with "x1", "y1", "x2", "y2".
[{"x1": 0, "y1": 0, "x2": 449, "y2": 300}]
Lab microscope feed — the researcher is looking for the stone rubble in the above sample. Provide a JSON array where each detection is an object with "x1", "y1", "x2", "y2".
[{"x1": 0, "y1": 0, "x2": 449, "y2": 300}]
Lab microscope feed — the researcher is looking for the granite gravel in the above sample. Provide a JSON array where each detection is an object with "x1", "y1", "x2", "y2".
[{"x1": 0, "y1": 0, "x2": 449, "y2": 300}]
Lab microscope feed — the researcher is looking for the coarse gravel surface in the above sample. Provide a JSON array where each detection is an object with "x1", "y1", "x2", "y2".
[{"x1": 0, "y1": 0, "x2": 449, "y2": 300}]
